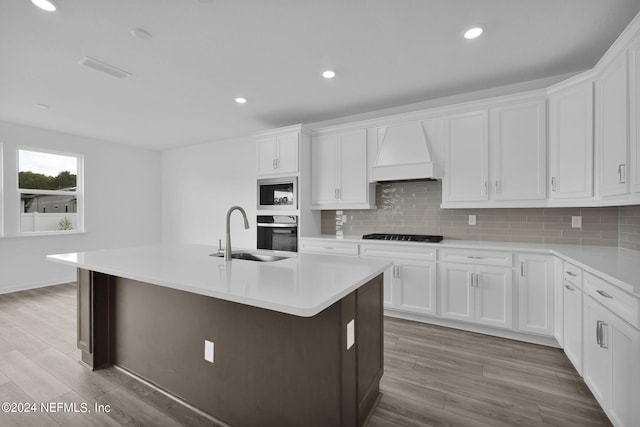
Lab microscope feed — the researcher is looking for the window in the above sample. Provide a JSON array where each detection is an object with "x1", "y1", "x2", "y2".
[{"x1": 18, "y1": 149, "x2": 83, "y2": 234}]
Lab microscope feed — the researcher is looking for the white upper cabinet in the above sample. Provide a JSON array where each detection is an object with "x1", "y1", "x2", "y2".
[
  {"x1": 548, "y1": 81, "x2": 595, "y2": 199},
  {"x1": 442, "y1": 94, "x2": 546, "y2": 205},
  {"x1": 256, "y1": 132, "x2": 299, "y2": 176},
  {"x1": 490, "y1": 98, "x2": 547, "y2": 201},
  {"x1": 443, "y1": 110, "x2": 489, "y2": 202},
  {"x1": 311, "y1": 129, "x2": 374, "y2": 209},
  {"x1": 630, "y1": 33, "x2": 640, "y2": 193},
  {"x1": 596, "y1": 53, "x2": 629, "y2": 197}
]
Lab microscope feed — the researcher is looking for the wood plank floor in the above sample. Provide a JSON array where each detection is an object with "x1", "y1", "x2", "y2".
[{"x1": 0, "y1": 283, "x2": 611, "y2": 427}]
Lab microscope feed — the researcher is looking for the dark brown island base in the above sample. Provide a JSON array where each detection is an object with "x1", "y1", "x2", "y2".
[{"x1": 77, "y1": 268, "x2": 383, "y2": 427}]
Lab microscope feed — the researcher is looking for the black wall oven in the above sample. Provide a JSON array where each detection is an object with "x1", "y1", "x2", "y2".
[{"x1": 256, "y1": 215, "x2": 298, "y2": 252}]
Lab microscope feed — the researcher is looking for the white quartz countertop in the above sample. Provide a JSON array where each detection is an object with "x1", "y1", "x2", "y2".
[
  {"x1": 306, "y1": 235, "x2": 640, "y2": 296},
  {"x1": 46, "y1": 245, "x2": 392, "y2": 317}
]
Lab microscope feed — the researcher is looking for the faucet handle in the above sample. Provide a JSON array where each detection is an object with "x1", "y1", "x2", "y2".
[{"x1": 217, "y1": 239, "x2": 224, "y2": 254}]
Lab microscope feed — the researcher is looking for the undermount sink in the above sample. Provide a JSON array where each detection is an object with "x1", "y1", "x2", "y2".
[{"x1": 211, "y1": 251, "x2": 289, "y2": 262}]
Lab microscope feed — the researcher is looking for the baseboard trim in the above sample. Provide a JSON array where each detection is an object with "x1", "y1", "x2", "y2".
[
  {"x1": 384, "y1": 309, "x2": 561, "y2": 348},
  {"x1": 0, "y1": 276, "x2": 76, "y2": 295}
]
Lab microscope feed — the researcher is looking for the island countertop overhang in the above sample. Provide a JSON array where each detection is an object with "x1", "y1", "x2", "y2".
[{"x1": 46, "y1": 244, "x2": 393, "y2": 317}]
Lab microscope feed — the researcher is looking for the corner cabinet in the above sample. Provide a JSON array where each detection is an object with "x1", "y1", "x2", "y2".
[
  {"x1": 256, "y1": 130, "x2": 300, "y2": 176},
  {"x1": 548, "y1": 80, "x2": 595, "y2": 199},
  {"x1": 310, "y1": 129, "x2": 375, "y2": 209},
  {"x1": 516, "y1": 254, "x2": 555, "y2": 337}
]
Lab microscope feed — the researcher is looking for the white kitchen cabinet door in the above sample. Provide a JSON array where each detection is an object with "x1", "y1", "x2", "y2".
[
  {"x1": 439, "y1": 263, "x2": 475, "y2": 322},
  {"x1": 396, "y1": 261, "x2": 437, "y2": 316},
  {"x1": 583, "y1": 296, "x2": 612, "y2": 409},
  {"x1": 548, "y1": 81, "x2": 595, "y2": 198},
  {"x1": 256, "y1": 137, "x2": 278, "y2": 174},
  {"x1": 490, "y1": 99, "x2": 546, "y2": 201},
  {"x1": 443, "y1": 110, "x2": 489, "y2": 202},
  {"x1": 275, "y1": 133, "x2": 300, "y2": 175},
  {"x1": 563, "y1": 281, "x2": 584, "y2": 375},
  {"x1": 517, "y1": 255, "x2": 555, "y2": 336},
  {"x1": 256, "y1": 133, "x2": 299, "y2": 175},
  {"x1": 475, "y1": 265, "x2": 513, "y2": 329},
  {"x1": 337, "y1": 130, "x2": 368, "y2": 204},
  {"x1": 597, "y1": 53, "x2": 629, "y2": 197},
  {"x1": 630, "y1": 34, "x2": 640, "y2": 193},
  {"x1": 311, "y1": 134, "x2": 339, "y2": 205}
]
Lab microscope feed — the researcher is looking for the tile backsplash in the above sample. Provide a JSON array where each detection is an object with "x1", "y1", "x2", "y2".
[
  {"x1": 321, "y1": 180, "x2": 639, "y2": 248},
  {"x1": 619, "y1": 205, "x2": 640, "y2": 251}
]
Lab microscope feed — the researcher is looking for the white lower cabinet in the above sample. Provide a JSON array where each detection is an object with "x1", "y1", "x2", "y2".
[
  {"x1": 583, "y1": 295, "x2": 640, "y2": 427},
  {"x1": 517, "y1": 254, "x2": 555, "y2": 336},
  {"x1": 439, "y1": 263, "x2": 513, "y2": 329},
  {"x1": 360, "y1": 244, "x2": 437, "y2": 316},
  {"x1": 562, "y1": 263, "x2": 584, "y2": 374}
]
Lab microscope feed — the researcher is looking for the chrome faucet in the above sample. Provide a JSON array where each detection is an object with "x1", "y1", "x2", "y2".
[{"x1": 225, "y1": 206, "x2": 249, "y2": 261}]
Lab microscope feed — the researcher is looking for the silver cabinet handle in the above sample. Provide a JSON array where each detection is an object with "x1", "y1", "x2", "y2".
[
  {"x1": 596, "y1": 290, "x2": 613, "y2": 299},
  {"x1": 551, "y1": 177, "x2": 557, "y2": 192},
  {"x1": 564, "y1": 284, "x2": 575, "y2": 291},
  {"x1": 467, "y1": 256, "x2": 484, "y2": 259},
  {"x1": 597, "y1": 321, "x2": 608, "y2": 348},
  {"x1": 484, "y1": 181, "x2": 488, "y2": 195},
  {"x1": 520, "y1": 261, "x2": 525, "y2": 277},
  {"x1": 566, "y1": 271, "x2": 577, "y2": 277},
  {"x1": 618, "y1": 164, "x2": 626, "y2": 184},
  {"x1": 469, "y1": 272, "x2": 474, "y2": 287},
  {"x1": 338, "y1": 188, "x2": 341, "y2": 199},
  {"x1": 495, "y1": 181, "x2": 500, "y2": 194}
]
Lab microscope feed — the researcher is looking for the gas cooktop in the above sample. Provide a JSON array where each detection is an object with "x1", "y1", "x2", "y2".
[{"x1": 361, "y1": 233, "x2": 443, "y2": 243}]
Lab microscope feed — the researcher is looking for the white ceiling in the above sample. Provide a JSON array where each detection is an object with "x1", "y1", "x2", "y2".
[{"x1": 2, "y1": 0, "x2": 640, "y2": 151}]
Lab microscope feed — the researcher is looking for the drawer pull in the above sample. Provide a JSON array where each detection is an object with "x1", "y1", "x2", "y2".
[
  {"x1": 564, "y1": 284, "x2": 575, "y2": 291},
  {"x1": 566, "y1": 271, "x2": 577, "y2": 277},
  {"x1": 596, "y1": 290, "x2": 613, "y2": 299},
  {"x1": 467, "y1": 256, "x2": 484, "y2": 259}
]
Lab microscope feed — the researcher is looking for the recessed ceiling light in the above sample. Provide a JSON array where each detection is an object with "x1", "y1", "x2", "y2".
[
  {"x1": 322, "y1": 70, "x2": 336, "y2": 79},
  {"x1": 235, "y1": 97, "x2": 247, "y2": 104},
  {"x1": 35, "y1": 104, "x2": 49, "y2": 110},
  {"x1": 463, "y1": 26, "x2": 484, "y2": 40},
  {"x1": 31, "y1": 0, "x2": 56, "y2": 12},
  {"x1": 131, "y1": 28, "x2": 153, "y2": 40}
]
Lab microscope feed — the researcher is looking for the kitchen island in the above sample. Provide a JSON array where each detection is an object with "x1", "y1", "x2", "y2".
[{"x1": 47, "y1": 245, "x2": 392, "y2": 427}]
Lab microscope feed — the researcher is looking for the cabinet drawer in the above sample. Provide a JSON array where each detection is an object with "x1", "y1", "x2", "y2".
[
  {"x1": 563, "y1": 262, "x2": 583, "y2": 289},
  {"x1": 438, "y1": 248, "x2": 513, "y2": 267},
  {"x1": 584, "y1": 272, "x2": 640, "y2": 329},
  {"x1": 299, "y1": 239, "x2": 359, "y2": 256},
  {"x1": 360, "y1": 244, "x2": 436, "y2": 261}
]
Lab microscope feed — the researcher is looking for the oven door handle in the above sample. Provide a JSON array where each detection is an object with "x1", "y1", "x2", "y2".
[{"x1": 257, "y1": 223, "x2": 297, "y2": 227}]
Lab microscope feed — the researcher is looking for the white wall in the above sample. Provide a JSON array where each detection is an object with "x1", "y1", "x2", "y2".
[
  {"x1": 161, "y1": 136, "x2": 256, "y2": 250},
  {"x1": 0, "y1": 121, "x2": 162, "y2": 293}
]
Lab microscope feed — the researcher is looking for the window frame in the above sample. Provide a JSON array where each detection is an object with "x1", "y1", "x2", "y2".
[{"x1": 16, "y1": 146, "x2": 84, "y2": 235}]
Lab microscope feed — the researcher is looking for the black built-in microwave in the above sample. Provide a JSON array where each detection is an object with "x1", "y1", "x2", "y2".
[{"x1": 257, "y1": 177, "x2": 297, "y2": 210}]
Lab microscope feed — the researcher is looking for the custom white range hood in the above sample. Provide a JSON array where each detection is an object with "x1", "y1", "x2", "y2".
[{"x1": 370, "y1": 121, "x2": 442, "y2": 181}]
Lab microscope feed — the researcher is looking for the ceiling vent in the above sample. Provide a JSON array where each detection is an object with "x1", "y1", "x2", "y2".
[{"x1": 78, "y1": 57, "x2": 131, "y2": 79}]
